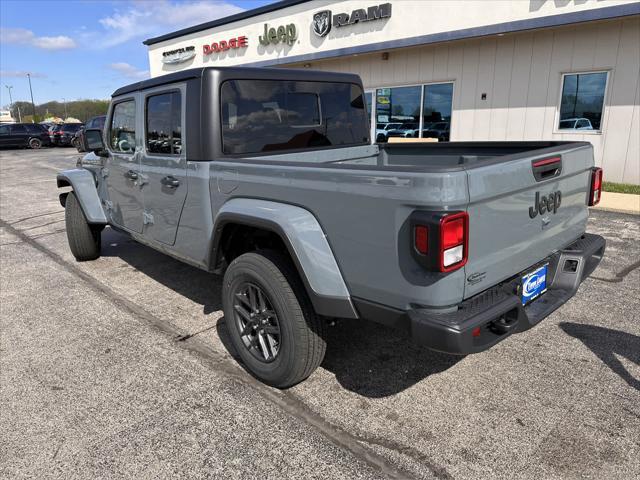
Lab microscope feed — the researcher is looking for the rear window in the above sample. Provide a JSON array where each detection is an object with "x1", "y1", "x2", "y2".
[{"x1": 221, "y1": 80, "x2": 370, "y2": 155}]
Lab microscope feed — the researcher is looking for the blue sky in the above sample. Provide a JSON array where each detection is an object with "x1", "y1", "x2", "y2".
[{"x1": 0, "y1": 0, "x2": 272, "y2": 107}]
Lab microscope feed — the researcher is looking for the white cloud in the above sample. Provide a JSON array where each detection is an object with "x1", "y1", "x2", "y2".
[
  {"x1": 0, "y1": 70, "x2": 47, "y2": 78},
  {"x1": 95, "y1": 0, "x2": 244, "y2": 47},
  {"x1": 0, "y1": 27, "x2": 77, "y2": 50},
  {"x1": 109, "y1": 62, "x2": 150, "y2": 80}
]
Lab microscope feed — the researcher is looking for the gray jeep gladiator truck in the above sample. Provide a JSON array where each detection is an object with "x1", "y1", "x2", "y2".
[{"x1": 57, "y1": 67, "x2": 605, "y2": 387}]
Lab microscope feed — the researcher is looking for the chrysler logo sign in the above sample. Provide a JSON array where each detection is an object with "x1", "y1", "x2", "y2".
[
  {"x1": 312, "y1": 3, "x2": 392, "y2": 37},
  {"x1": 161, "y1": 46, "x2": 196, "y2": 64}
]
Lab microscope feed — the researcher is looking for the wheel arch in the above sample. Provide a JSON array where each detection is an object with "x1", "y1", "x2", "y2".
[
  {"x1": 56, "y1": 169, "x2": 108, "y2": 224},
  {"x1": 212, "y1": 199, "x2": 358, "y2": 320}
]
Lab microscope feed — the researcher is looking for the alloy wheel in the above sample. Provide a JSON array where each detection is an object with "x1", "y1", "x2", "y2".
[{"x1": 232, "y1": 282, "x2": 281, "y2": 363}]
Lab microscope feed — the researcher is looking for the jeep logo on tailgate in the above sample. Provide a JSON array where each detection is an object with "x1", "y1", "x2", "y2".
[{"x1": 529, "y1": 191, "x2": 562, "y2": 218}]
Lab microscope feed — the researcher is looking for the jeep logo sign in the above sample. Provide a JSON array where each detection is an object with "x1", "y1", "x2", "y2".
[
  {"x1": 312, "y1": 3, "x2": 392, "y2": 37},
  {"x1": 259, "y1": 23, "x2": 297, "y2": 46},
  {"x1": 529, "y1": 191, "x2": 562, "y2": 218}
]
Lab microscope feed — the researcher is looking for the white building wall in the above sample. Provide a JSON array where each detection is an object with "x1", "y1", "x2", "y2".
[{"x1": 293, "y1": 18, "x2": 640, "y2": 183}]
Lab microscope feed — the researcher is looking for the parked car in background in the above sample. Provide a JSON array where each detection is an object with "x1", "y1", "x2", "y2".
[
  {"x1": 375, "y1": 122, "x2": 402, "y2": 143},
  {"x1": 50, "y1": 123, "x2": 84, "y2": 147},
  {"x1": 73, "y1": 115, "x2": 106, "y2": 152},
  {"x1": 385, "y1": 123, "x2": 419, "y2": 139},
  {"x1": 558, "y1": 117, "x2": 594, "y2": 130},
  {"x1": 0, "y1": 122, "x2": 51, "y2": 149},
  {"x1": 422, "y1": 122, "x2": 450, "y2": 142}
]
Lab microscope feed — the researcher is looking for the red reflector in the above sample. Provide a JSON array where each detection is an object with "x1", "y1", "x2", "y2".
[
  {"x1": 414, "y1": 225, "x2": 428, "y2": 255},
  {"x1": 472, "y1": 327, "x2": 481, "y2": 337},
  {"x1": 532, "y1": 156, "x2": 561, "y2": 168}
]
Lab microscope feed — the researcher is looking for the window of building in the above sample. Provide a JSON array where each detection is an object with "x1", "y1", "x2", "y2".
[
  {"x1": 375, "y1": 82, "x2": 454, "y2": 142},
  {"x1": 422, "y1": 83, "x2": 453, "y2": 141},
  {"x1": 109, "y1": 100, "x2": 136, "y2": 153},
  {"x1": 558, "y1": 72, "x2": 608, "y2": 132},
  {"x1": 221, "y1": 80, "x2": 369, "y2": 154},
  {"x1": 146, "y1": 91, "x2": 182, "y2": 155}
]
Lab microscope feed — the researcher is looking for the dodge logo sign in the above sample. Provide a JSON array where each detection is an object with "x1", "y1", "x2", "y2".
[{"x1": 312, "y1": 10, "x2": 331, "y2": 37}]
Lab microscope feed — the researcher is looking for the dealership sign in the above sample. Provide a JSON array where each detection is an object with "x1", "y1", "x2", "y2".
[
  {"x1": 203, "y1": 36, "x2": 248, "y2": 55},
  {"x1": 312, "y1": 3, "x2": 392, "y2": 37},
  {"x1": 161, "y1": 46, "x2": 196, "y2": 64},
  {"x1": 259, "y1": 23, "x2": 297, "y2": 46}
]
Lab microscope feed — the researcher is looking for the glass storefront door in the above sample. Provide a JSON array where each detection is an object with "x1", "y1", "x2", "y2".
[{"x1": 374, "y1": 82, "x2": 454, "y2": 143}]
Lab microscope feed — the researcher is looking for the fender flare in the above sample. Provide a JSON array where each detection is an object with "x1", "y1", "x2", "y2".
[
  {"x1": 56, "y1": 169, "x2": 108, "y2": 224},
  {"x1": 213, "y1": 198, "x2": 358, "y2": 319}
]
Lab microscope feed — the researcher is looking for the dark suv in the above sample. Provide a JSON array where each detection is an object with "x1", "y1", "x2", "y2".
[
  {"x1": 73, "y1": 115, "x2": 106, "y2": 152},
  {"x1": 0, "y1": 123, "x2": 51, "y2": 149},
  {"x1": 50, "y1": 123, "x2": 84, "y2": 147}
]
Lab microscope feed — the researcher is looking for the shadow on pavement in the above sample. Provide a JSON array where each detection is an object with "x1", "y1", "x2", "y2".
[
  {"x1": 102, "y1": 227, "x2": 461, "y2": 394},
  {"x1": 321, "y1": 319, "x2": 462, "y2": 397},
  {"x1": 100, "y1": 228, "x2": 223, "y2": 314},
  {"x1": 560, "y1": 322, "x2": 640, "y2": 391}
]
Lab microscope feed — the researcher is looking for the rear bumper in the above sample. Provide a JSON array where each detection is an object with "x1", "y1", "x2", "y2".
[{"x1": 356, "y1": 233, "x2": 605, "y2": 355}]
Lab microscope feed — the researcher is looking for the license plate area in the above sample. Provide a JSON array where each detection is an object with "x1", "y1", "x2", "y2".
[{"x1": 521, "y1": 263, "x2": 548, "y2": 305}]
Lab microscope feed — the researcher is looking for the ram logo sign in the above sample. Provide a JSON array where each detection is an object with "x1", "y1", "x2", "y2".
[
  {"x1": 312, "y1": 10, "x2": 332, "y2": 37},
  {"x1": 312, "y1": 3, "x2": 392, "y2": 38}
]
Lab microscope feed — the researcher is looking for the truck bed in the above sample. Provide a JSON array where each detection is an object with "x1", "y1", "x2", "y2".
[{"x1": 241, "y1": 141, "x2": 591, "y2": 171}]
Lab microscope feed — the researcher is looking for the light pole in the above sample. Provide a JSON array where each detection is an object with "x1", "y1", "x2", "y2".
[
  {"x1": 62, "y1": 98, "x2": 68, "y2": 119},
  {"x1": 27, "y1": 73, "x2": 36, "y2": 122},
  {"x1": 4, "y1": 85, "x2": 14, "y2": 120}
]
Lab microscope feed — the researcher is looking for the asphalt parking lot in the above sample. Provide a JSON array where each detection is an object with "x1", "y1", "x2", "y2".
[{"x1": 1, "y1": 147, "x2": 639, "y2": 479}]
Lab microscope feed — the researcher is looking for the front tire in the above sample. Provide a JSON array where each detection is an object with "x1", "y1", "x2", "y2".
[
  {"x1": 65, "y1": 192, "x2": 101, "y2": 261},
  {"x1": 222, "y1": 251, "x2": 326, "y2": 388},
  {"x1": 29, "y1": 138, "x2": 42, "y2": 149}
]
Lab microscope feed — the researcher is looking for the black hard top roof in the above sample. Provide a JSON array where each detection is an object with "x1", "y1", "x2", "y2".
[
  {"x1": 111, "y1": 66, "x2": 363, "y2": 97},
  {"x1": 143, "y1": 0, "x2": 310, "y2": 46}
]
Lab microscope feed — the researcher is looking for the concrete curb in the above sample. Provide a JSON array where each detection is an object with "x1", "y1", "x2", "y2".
[{"x1": 592, "y1": 191, "x2": 640, "y2": 215}]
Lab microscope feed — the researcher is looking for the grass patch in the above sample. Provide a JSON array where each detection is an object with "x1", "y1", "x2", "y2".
[{"x1": 602, "y1": 181, "x2": 640, "y2": 195}]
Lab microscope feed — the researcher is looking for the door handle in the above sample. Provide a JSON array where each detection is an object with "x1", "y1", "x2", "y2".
[
  {"x1": 161, "y1": 175, "x2": 180, "y2": 188},
  {"x1": 125, "y1": 170, "x2": 139, "y2": 180}
]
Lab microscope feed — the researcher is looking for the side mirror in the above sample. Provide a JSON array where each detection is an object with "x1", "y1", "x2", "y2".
[{"x1": 84, "y1": 128, "x2": 108, "y2": 157}]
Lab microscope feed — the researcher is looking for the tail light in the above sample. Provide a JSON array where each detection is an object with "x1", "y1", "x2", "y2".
[
  {"x1": 588, "y1": 167, "x2": 603, "y2": 206},
  {"x1": 440, "y1": 212, "x2": 468, "y2": 272},
  {"x1": 412, "y1": 211, "x2": 468, "y2": 273}
]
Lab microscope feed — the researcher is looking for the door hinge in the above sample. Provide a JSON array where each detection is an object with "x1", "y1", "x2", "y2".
[{"x1": 143, "y1": 211, "x2": 154, "y2": 225}]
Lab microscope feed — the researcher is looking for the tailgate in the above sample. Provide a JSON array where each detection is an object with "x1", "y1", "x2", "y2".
[{"x1": 464, "y1": 144, "x2": 593, "y2": 299}]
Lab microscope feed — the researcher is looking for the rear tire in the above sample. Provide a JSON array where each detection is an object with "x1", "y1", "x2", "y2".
[
  {"x1": 222, "y1": 250, "x2": 326, "y2": 388},
  {"x1": 65, "y1": 192, "x2": 101, "y2": 261},
  {"x1": 29, "y1": 138, "x2": 42, "y2": 149}
]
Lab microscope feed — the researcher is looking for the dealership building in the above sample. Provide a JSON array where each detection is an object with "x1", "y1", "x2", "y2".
[{"x1": 144, "y1": 0, "x2": 640, "y2": 184}]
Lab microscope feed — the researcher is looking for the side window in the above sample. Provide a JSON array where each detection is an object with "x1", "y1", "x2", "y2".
[
  {"x1": 558, "y1": 72, "x2": 607, "y2": 131},
  {"x1": 109, "y1": 100, "x2": 136, "y2": 153},
  {"x1": 11, "y1": 124, "x2": 27, "y2": 134},
  {"x1": 0, "y1": 125, "x2": 9, "y2": 135},
  {"x1": 146, "y1": 91, "x2": 182, "y2": 155}
]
